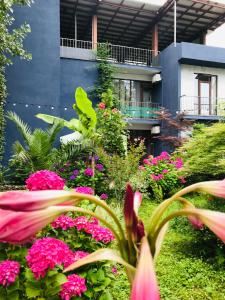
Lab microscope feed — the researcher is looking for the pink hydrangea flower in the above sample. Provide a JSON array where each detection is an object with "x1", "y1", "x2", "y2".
[
  {"x1": 0, "y1": 260, "x2": 20, "y2": 286},
  {"x1": 138, "y1": 165, "x2": 145, "y2": 171},
  {"x1": 85, "y1": 224, "x2": 115, "y2": 244},
  {"x1": 174, "y1": 158, "x2": 183, "y2": 169},
  {"x1": 74, "y1": 186, "x2": 94, "y2": 195},
  {"x1": 151, "y1": 174, "x2": 164, "y2": 181},
  {"x1": 112, "y1": 266, "x2": 118, "y2": 274},
  {"x1": 73, "y1": 216, "x2": 89, "y2": 231},
  {"x1": 143, "y1": 159, "x2": 151, "y2": 165},
  {"x1": 159, "y1": 151, "x2": 170, "y2": 160},
  {"x1": 162, "y1": 169, "x2": 169, "y2": 174},
  {"x1": 96, "y1": 164, "x2": 104, "y2": 172},
  {"x1": 151, "y1": 158, "x2": 158, "y2": 165},
  {"x1": 64, "y1": 251, "x2": 89, "y2": 268},
  {"x1": 51, "y1": 215, "x2": 75, "y2": 230},
  {"x1": 26, "y1": 238, "x2": 73, "y2": 279},
  {"x1": 84, "y1": 168, "x2": 94, "y2": 177},
  {"x1": 179, "y1": 176, "x2": 186, "y2": 184},
  {"x1": 100, "y1": 193, "x2": 108, "y2": 200},
  {"x1": 89, "y1": 217, "x2": 99, "y2": 225},
  {"x1": 60, "y1": 274, "x2": 87, "y2": 300},
  {"x1": 26, "y1": 170, "x2": 65, "y2": 191}
]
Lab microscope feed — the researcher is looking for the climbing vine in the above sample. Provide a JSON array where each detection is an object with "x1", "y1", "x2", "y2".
[
  {"x1": 94, "y1": 44, "x2": 127, "y2": 156},
  {"x1": 0, "y1": 0, "x2": 32, "y2": 181}
]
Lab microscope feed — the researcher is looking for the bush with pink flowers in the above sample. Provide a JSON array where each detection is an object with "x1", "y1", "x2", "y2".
[
  {"x1": 138, "y1": 151, "x2": 185, "y2": 201},
  {"x1": 26, "y1": 170, "x2": 65, "y2": 191}
]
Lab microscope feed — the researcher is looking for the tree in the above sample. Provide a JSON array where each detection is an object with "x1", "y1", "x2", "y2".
[{"x1": 0, "y1": 0, "x2": 32, "y2": 180}]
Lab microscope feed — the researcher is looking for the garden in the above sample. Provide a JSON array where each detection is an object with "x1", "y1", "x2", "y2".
[{"x1": 1, "y1": 1, "x2": 225, "y2": 300}]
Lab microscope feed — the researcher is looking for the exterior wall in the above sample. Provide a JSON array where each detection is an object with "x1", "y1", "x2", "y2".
[
  {"x1": 180, "y1": 64, "x2": 225, "y2": 99},
  {"x1": 60, "y1": 58, "x2": 98, "y2": 120},
  {"x1": 5, "y1": 0, "x2": 60, "y2": 161}
]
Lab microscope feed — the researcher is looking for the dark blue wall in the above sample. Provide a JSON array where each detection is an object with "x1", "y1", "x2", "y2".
[
  {"x1": 5, "y1": 0, "x2": 60, "y2": 161},
  {"x1": 60, "y1": 58, "x2": 98, "y2": 119}
]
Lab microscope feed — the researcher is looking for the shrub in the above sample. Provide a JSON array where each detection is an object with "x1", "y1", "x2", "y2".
[
  {"x1": 139, "y1": 151, "x2": 185, "y2": 200},
  {"x1": 98, "y1": 140, "x2": 145, "y2": 200},
  {"x1": 179, "y1": 122, "x2": 225, "y2": 182}
]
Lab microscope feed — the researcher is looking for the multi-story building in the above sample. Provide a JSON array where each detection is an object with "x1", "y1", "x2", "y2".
[{"x1": 5, "y1": 0, "x2": 225, "y2": 155}]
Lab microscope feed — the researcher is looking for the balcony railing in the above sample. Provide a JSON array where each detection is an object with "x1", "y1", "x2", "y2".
[
  {"x1": 180, "y1": 96, "x2": 225, "y2": 116},
  {"x1": 60, "y1": 38, "x2": 160, "y2": 67},
  {"x1": 119, "y1": 101, "x2": 160, "y2": 119}
]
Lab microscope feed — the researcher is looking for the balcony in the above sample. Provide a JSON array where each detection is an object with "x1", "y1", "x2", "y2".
[
  {"x1": 119, "y1": 101, "x2": 160, "y2": 119},
  {"x1": 60, "y1": 38, "x2": 160, "y2": 67},
  {"x1": 180, "y1": 96, "x2": 225, "y2": 117}
]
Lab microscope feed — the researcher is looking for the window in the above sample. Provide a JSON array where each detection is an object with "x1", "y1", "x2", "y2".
[{"x1": 195, "y1": 74, "x2": 217, "y2": 115}]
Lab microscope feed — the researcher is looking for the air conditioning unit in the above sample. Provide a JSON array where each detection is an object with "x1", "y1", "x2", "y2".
[
  {"x1": 151, "y1": 126, "x2": 160, "y2": 134},
  {"x1": 152, "y1": 73, "x2": 162, "y2": 83}
]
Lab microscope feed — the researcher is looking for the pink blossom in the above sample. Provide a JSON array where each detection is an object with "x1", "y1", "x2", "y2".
[
  {"x1": 174, "y1": 158, "x2": 183, "y2": 169},
  {"x1": 138, "y1": 166, "x2": 145, "y2": 171},
  {"x1": 151, "y1": 174, "x2": 164, "y2": 181},
  {"x1": 0, "y1": 260, "x2": 20, "y2": 286},
  {"x1": 84, "y1": 168, "x2": 94, "y2": 177},
  {"x1": 143, "y1": 159, "x2": 151, "y2": 165},
  {"x1": 26, "y1": 238, "x2": 73, "y2": 279},
  {"x1": 151, "y1": 158, "x2": 158, "y2": 165},
  {"x1": 96, "y1": 164, "x2": 104, "y2": 172},
  {"x1": 100, "y1": 193, "x2": 108, "y2": 200},
  {"x1": 159, "y1": 151, "x2": 170, "y2": 160},
  {"x1": 73, "y1": 216, "x2": 89, "y2": 231},
  {"x1": 64, "y1": 251, "x2": 89, "y2": 268},
  {"x1": 51, "y1": 215, "x2": 75, "y2": 230},
  {"x1": 162, "y1": 169, "x2": 169, "y2": 174},
  {"x1": 60, "y1": 274, "x2": 87, "y2": 299},
  {"x1": 89, "y1": 217, "x2": 99, "y2": 225},
  {"x1": 74, "y1": 186, "x2": 94, "y2": 195},
  {"x1": 26, "y1": 170, "x2": 65, "y2": 191},
  {"x1": 179, "y1": 176, "x2": 186, "y2": 184},
  {"x1": 85, "y1": 224, "x2": 115, "y2": 244},
  {"x1": 98, "y1": 102, "x2": 106, "y2": 110},
  {"x1": 112, "y1": 266, "x2": 118, "y2": 274}
]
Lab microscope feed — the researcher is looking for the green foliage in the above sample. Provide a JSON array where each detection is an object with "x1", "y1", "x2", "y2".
[
  {"x1": 37, "y1": 87, "x2": 97, "y2": 140},
  {"x1": 0, "y1": 0, "x2": 32, "y2": 180},
  {"x1": 179, "y1": 122, "x2": 225, "y2": 182},
  {"x1": 95, "y1": 44, "x2": 127, "y2": 155},
  {"x1": 98, "y1": 140, "x2": 145, "y2": 200},
  {"x1": 7, "y1": 112, "x2": 63, "y2": 184}
]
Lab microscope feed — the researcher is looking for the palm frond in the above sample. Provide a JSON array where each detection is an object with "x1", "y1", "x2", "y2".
[
  {"x1": 46, "y1": 121, "x2": 64, "y2": 145},
  {"x1": 6, "y1": 111, "x2": 32, "y2": 145}
]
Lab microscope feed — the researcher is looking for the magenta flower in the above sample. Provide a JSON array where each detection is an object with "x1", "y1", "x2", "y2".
[
  {"x1": 85, "y1": 224, "x2": 115, "y2": 244},
  {"x1": 174, "y1": 158, "x2": 183, "y2": 169},
  {"x1": 159, "y1": 151, "x2": 170, "y2": 160},
  {"x1": 0, "y1": 260, "x2": 20, "y2": 286},
  {"x1": 138, "y1": 165, "x2": 145, "y2": 171},
  {"x1": 60, "y1": 274, "x2": 87, "y2": 299},
  {"x1": 26, "y1": 237, "x2": 73, "y2": 279},
  {"x1": 73, "y1": 216, "x2": 89, "y2": 231},
  {"x1": 162, "y1": 169, "x2": 169, "y2": 174},
  {"x1": 179, "y1": 176, "x2": 186, "y2": 184},
  {"x1": 100, "y1": 193, "x2": 108, "y2": 200},
  {"x1": 26, "y1": 170, "x2": 65, "y2": 191},
  {"x1": 84, "y1": 168, "x2": 94, "y2": 177},
  {"x1": 96, "y1": 164, "x2": 104, "y2": 171},
  {"x1": 51, "y1": 215, "x2": 75, "y2": 230},
  {"x1": 112, "y1": 266, "x2": 118, "y2": 274},
  {"x1": 143, "y1": 159, "x2": 151, "y2": 165},
  {"x1": 64, "y1": 251, "x2": 89, "y2": 268},
  {"x1": 74, "y1": 186, "x2": 94, "y2": 195}
]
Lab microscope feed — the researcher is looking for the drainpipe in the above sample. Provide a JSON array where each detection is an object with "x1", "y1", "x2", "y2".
[{"x1": 174, "y1": 0, "x2": 177, "y2": 47}]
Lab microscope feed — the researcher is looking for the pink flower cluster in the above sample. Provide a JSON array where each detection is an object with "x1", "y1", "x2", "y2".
[
  {"x1": 84, "y1": 168, "x2": 94, "y2": 177},
  {"x1": 26, "y1": 170, "x2": 65, "y2": 191},
  {"x1": 151, "y1": 174, "x2": 164, "y2": 181},
  {"x1": 74, "y1": 186, "x2": 94, "y2": 195},
  {"x1": 60, "y1": 274, "x2": 87, "y2": 300},
  {"x1": 51, "y1": 215, "x2": 75, "y2": 230},
  {"x1": 26, "y1": 237, "x2": 73, "y2": 279},
  {"x1": 0, "y1": 260, "x2": 20, "y2": 286},
  {"x1": 64, "y1": 251, "x2": 89, "y2": 268},
  {"x1": 74, "y1": 216, "x2": 115, "y2": 244},
  {"x1": 51, "y1": 215, "x2": 114, "y2": 244}
]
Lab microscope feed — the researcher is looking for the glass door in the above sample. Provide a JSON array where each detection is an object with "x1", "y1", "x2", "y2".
[{"x1": 198, "y1": 79, "x2": 210, "y2": 115}]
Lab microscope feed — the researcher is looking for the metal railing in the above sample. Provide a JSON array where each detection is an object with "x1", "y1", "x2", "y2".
[
  {"x1": 60, "y1": 38, "x2": 160, "y2": 66},
  {"x1": 119, "y1": 101, "x2": 160, "y2": 119},
  {"x1": 180, "y1": 96, "x2": 225, "y2": 116}
]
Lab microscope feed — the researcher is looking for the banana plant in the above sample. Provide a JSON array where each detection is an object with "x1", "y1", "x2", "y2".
[
  {"x1": 0, "y1": 180, "x2": 225, "y2": 299},
  {"x1": 36, "y1": 87, "x2": 97, "y2": 140}
]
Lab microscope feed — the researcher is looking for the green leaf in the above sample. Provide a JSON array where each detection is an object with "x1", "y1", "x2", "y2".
[
  {"x1": 25, "y1": 287, "x2": 41, "y2": 298},
  {"x1": 55, "y1": 273, "x2": 67, "y2": 285},
  {"x1": 36, "y1": 114, "x2": 65, "y2": 125},
  {"x1": 99, "y1": 291, "x2": 114, "y2": 300}
]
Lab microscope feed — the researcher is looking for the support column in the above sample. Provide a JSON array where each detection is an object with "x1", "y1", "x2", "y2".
[
  {"x1": 152, "y1": 24, "x2": 158, "y2": 57},
  {"x1": 201, "y1": 31, "x2": 207, "y2": 45},
  {"x1": 92, "y1": 15, "x2": 98, "y2": 50},
  {"x1": 74, "y1": 14, "x2": 77, "y2": 47}
]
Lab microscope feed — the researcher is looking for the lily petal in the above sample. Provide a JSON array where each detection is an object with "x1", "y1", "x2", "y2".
[
  {"x1": 133, "y1": 192, "x2": 142, "y2": 215},
  {"x1": 0, "y1": 190, "x2": 79, "y2": 211},
  {"x1": 131, "y1": 237, "x2": 160, "y2": 300},
  {"x1": 196, "y1": 180, "x2": 225, "y2": 199},
  {"x1": 0, "y1": 206, "x2": 74, "y2": 244}
]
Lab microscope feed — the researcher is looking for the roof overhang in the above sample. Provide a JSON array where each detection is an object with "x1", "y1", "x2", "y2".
[{"x1": 61, "y1": 0, "x2": 225, "y2": 50}]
